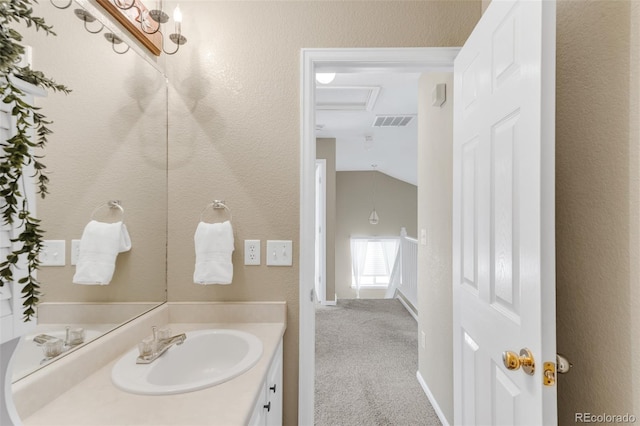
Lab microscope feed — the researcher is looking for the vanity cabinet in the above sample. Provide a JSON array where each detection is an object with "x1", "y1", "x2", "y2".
[{"x1": 249, "y1": 339, "x2": 283, "y2": 426}]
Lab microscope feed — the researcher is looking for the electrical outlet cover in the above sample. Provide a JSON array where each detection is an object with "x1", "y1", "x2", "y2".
[
  {"x1": 244, "y1": 240, "x2": 260, "y2": 265},
  {"x1": 71, "y1": 239, "x2": 81, "y2": 265}
]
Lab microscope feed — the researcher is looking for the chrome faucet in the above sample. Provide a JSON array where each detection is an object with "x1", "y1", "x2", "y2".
[
  {"x1": 136, "y1": 326, "x2": 186, "y2": 364},
  {"x1": 33, "y1": 326, "x2": 86, "y2": 362}
]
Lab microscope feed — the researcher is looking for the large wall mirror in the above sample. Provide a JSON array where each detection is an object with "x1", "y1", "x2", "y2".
[{"x1": 11, "y1": 0, "x2": 168, "y2": 381}]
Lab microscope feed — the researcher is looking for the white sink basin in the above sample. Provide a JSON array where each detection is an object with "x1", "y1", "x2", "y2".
[{"x1": 111, "y1": 329, "x2": 263, "y2": 395}]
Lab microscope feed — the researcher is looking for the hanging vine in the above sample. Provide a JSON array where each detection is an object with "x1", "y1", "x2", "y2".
[{"x1": 1, "y1": 0, "x2": 70, "y2": 321}]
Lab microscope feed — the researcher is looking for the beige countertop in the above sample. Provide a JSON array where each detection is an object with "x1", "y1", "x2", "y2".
[{"x1": 22, "y1": 322, "x2": 286, "y2": 426}]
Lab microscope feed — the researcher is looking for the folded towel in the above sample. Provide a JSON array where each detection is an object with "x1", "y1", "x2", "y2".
[
  {"x1": 73, "y1": 220, "x2": 132, "y2": 285},
  {"x1": 193, "y1": 220, "x2": 234, "y2": 285}
]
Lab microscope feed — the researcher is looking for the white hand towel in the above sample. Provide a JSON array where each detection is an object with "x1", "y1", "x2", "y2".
[
  {"x1": 73, "y1": 220, "x2": 132, "y2": 285},
  {"x1": 193, "y1": 220, "x2": 234, "y2": 285}
]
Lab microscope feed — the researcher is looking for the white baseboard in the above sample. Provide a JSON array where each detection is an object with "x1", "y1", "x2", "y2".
[
  {"x1": 322, "y1": 294, "x2": 337, "y2": 306},
  {"x1": 396, "y1": 294, "x2": 418, "y2": 322},
  {"x1": 416, "y1": 371, "x2": 450, "y2": 426}
]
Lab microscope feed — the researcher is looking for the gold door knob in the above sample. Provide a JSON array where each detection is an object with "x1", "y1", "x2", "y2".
[{"x1": 502, "y1": 348, "x2": 535, "y2": 375}]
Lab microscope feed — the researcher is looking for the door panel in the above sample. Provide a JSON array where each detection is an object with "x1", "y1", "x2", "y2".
[
  {"x1": 490, "y1": 111, "x2": 521, "y2": 322},
  {"x1": 461, "y1": 331, "x2": 479, "y2": 425},
  {"x1": 492, "y1": 7, "x2": 522, "y2": 90},
  {"x1": 462, "y1": 139, "x2": 479, "y2": 292},
  {"x1": 493, "y1": 364, "x2": 520, "y2": 425}
]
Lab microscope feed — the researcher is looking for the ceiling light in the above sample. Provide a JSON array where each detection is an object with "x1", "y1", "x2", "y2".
[
  {"x1": 315, "y1": 73, "x2": 336, "y2": 84},
  {"x1": 369, "y1": 165, "x2": 379, "y2": 225}
]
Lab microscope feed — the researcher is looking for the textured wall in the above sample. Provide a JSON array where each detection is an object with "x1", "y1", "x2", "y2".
[
  {"x1": 481, "y1": 0, "x2": 492, "y2": 14},
  {"x1": 632, "y1": 2, "x2": 640, "y2": 418},
  {"x1": 417, "y1": 72, "x2": 454, "y2": 424},
  {"x1": 334, "y1": 171, "x2": 418, "y2": 300},
  {"x1": 164, "y1": 1, "x2": 480, "y2": 423},
  {"x1": 556, "y1": 0, "x2": 640, "y2": 422}
]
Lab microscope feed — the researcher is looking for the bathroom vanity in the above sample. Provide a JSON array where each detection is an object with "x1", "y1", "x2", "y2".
[
  {"x1": 249, "y1": 340, "x2": 283, "y2": 426},
  {"x1": 13, "y1": 302, "x2": 286, "y2": 425}
]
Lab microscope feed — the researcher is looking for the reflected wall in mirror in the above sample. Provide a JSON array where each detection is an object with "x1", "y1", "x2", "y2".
[{"x1": 11, "y1": 0, "x2": 168, "y2": 381}]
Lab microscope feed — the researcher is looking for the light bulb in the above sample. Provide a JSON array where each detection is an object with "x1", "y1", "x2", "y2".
[
  {"x1": 173, "y1": 5, "x2": 182, "y2": 33},
  {"x1": 315, "y1": 73, "x2": 336, "y2": 84},
  {"x1": 369, "y1": 209, "x2": 379, "y2": 225}
]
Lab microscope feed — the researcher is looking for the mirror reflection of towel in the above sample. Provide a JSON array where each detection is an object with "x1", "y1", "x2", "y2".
[
  {"x1": 72, "y1": 220, "x2": 132, "y2": 285},
  {"x1": 193, "y1": 221, "x2": 234, "y2": 285}
]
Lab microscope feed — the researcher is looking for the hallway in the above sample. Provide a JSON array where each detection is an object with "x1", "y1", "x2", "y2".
[{"x1": 314, "y1": 299, "x2": 440, "y2": 425}]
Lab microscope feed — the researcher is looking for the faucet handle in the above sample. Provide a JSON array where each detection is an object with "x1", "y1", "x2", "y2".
[
  {"x1": 138, "y1": 336, "x2": 155, "y2": 358},
  {"x1": 157, "y1": 327, "x2": 172, "y2": 340},
  {"x1": 42, "y1": 338, "x2": 64, "y2": 359}
]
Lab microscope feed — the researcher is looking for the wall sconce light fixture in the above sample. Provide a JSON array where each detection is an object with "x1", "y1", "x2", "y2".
[
  {"x1": 50, "y1": 0, "x2": 72, "y2": 9},
  {"x1": 70, "y1": 7, "x2": 131, "y2": 55},
  {"x1": 111, "y1": 0, "x2": 187, "y2": 55},
  {"x1": 73, "y1": 9, "x2": 104, "y2": 34},
  {"x1": 104, "y1": 32, "x2": 130, "y2": 54}
]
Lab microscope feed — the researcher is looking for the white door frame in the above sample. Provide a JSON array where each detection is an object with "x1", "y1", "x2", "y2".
[
  {"x1": 315, "y1": 159, "x2": 327, "y2": 305},
  {"x1": 299, "y1": 47, "x2": 460, "y2": 424}
]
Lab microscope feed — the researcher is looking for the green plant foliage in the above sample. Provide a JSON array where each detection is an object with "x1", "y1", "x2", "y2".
[{"x1": 1, "y1": 0, "x2": 70, "y2": 321}]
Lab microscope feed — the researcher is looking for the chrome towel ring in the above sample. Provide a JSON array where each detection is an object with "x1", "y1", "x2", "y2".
[
  {"x1": 90, "y1": 200, "x2": 124, "y2": 221},
  {"x1": 199, "y1": 200, "x2": 232, "y2": 223}
]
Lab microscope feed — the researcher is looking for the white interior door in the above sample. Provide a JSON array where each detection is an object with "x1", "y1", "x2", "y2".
[{"x1": 452, "y1": 0, "x2": 557, "y2": 424}]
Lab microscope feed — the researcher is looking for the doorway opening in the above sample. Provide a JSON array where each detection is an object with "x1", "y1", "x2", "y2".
[{"x1": 299, "y1": 47, "x2": 459, "y2": 425}]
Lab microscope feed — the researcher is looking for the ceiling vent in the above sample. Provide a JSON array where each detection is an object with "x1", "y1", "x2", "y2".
[{"x1": 372, "y1": 115, "x2": 415, "y2": 128}]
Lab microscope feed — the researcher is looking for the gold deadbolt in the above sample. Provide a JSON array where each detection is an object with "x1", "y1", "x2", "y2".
[{"x1": 502, "y1": 348, "x2": 535, "y2": 375}]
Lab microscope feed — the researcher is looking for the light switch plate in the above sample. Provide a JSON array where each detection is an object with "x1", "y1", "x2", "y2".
[
  {"x1": 40, "y1": 240, "x2": 66, "y2": 266},
  {"x1": 266, "y1": 240, "x2": 293, "y2": 266}
]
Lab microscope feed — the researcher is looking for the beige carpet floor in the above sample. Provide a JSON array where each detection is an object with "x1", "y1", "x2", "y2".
[{"x1": 315, "y1": 299, "x2": 442, "y2": 426}]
